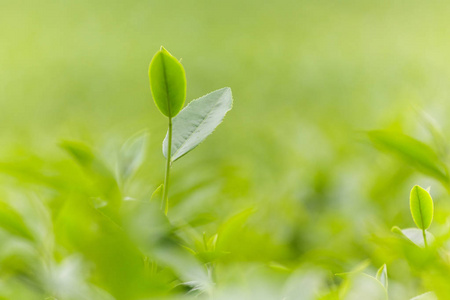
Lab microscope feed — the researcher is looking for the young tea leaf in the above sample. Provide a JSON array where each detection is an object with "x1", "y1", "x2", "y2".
[
  {"x1": 149, "y1": 47, "x2": 186, "y2": 117},
  {"x1": 410, "y1": 185, "x2": 433, "y2": 230},
  {"x1": 376, "y1": 264, "x2": 388, "y2": 290},
  {"x1": 368, "y1": 130, "x2": 449, "y2": 184},
  {"x1": 162, "y1": 87, "x2": 233, "y2": 162}
]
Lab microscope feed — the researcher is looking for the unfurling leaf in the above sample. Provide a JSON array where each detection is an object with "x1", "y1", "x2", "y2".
[
  {"x1": 410, "y1": 185, "x2": 433, "y2": 230},
  {"x1": 163, "y1": 87, "x2": 233, "y2": 162},
  {"x1": 149, "y1": 47, "x2": 186, "y2": 117}
]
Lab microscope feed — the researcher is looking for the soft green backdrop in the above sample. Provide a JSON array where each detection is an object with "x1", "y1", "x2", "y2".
[{"x1": 2, "y1": 1, "x2": 450, "y2": 299}]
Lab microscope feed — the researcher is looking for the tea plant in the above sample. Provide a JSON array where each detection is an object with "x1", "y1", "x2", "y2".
[
  {"x1": 148, "y1": 47, "x2": 233, "y2": 215},
  {"x1": 336, "y1": 185, "x2": 440, "y2": 300},
  {"x1": 392, "y1": 185, "x2": 434, "y2": 248}
]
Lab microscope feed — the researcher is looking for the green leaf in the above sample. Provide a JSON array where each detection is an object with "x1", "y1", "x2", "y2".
[
  {"x1": 216, "y1": 208, "x2": 254, "y2": 252},
  {"x1": 195, "y1": 250, "x2": 228, "y2": 264},
  {"x1": 392, "y1": 226, "x2": 435, "y2": 248},
  {"x1": 148, "y1": 47, "x2": 186, "y2": 117},
  {"x1": 410, "y1": 185, "x2": 433, "y2": 230},
  {"x1": 150, "y1": 184, "x2": 164, "y2": 202},
  {"x1": 368, "y1": 130, "x2": 448, "y2": 184},
  {"x1": 376, "y1": 264, "x2": 388, "y2": 290},
  {"x1": 0, "y1": 201, "x2": 34, "y2": 241},
  {"x1": 163, "y1": 87, "x2": 233, "y2": 162},
  {"x1": 60, "y1": 140, "x2": 121, "y2": 211}
]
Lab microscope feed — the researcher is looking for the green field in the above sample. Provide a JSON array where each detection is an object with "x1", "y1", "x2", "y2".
[{"x1": 1, "y1": 1, "x2": 450, "y2": 299}]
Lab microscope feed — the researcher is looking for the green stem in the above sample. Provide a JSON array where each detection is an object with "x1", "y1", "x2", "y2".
[
  {"x1": 162, "y1": 117, "x2": 172, "y2": 215},
  {"x1": 422, "y1": 228, "x2": 428, "y2": 248}
]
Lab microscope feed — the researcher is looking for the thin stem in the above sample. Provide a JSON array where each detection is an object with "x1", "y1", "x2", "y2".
[
  {"x1": 162, "y1": 117, "x2": 172, "y2": 215},
  {"x1": 422, "y1": 228, "x2": 428, "y2": 248}
]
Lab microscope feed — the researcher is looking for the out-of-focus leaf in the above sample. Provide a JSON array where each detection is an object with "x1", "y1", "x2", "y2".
[
  {"x1": 416, "y1": 107, "x2": 449, "y2": 160},
  {"x1": 335, "y1": 260, "x2": 371, "y2": 277},
  {"x1": 368, "y1": 130, "x2": 449, "y2": 184},
  {"x1": 375, "y1": 264, "x2": 388, "y2": 290},
  {"x1": 207, "y1": 233, "x2": 218, "y2": 251},
  {"x1": 56, "y1": 196, "x2": 165, "y2": 299},
  {"x1": 216, "y1": 208, "x2": 254, "y2": 252},
  {"x1": 283, "y1": 269, "x2": 327, "y2": 300},
  {"x1": 410, "y1": 292, "x2": 438, "y2": 300},
  {"x1": 117, "y1": 131, "x2": 148, "y2": 183},
  {"x1": 392, "y1": 227, "x2": 435, "y2": 248},
  {"x1": 150, "y1": 184, "x2": 164, "y2": 204},
  {"x1": 186, "y1": 213, "x2": 217, "y2": 228},
  {"x1": 60, "y1": 140, "x2": 120, "y2": 210},
  {"x1": 163, "y1": 87, "x2": 233, "y2": 163},
  {"x1": 149, "y1": 47, "x2": 186, "y2": 118},
  {"x1": 343, "y1": 273, "x2": 388, "y2": 300},
  {"x1": 410, "y1": 185, "x2": 433, "y2": 230},
  {"x1": 195, "y1": 250, "x2": 228, "y2": 264},
  {"x1": 0, "y1": 201, "x2": 33, "y2": 241}
]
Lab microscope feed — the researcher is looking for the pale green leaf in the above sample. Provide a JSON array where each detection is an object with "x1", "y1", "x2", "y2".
[
  {"x1": 392, "y1": 226, "x2": 435, "y2": 248},
  {"x1": 368, "y1": 130, "x2": 448, "y2": 184},
  {"x1": 411, "y1": 292, "x2": 438, "y2": 300},
  {"x1": 410, "y1": 185, "x2": 433, "y2": 230},
  {"x1": 343, "y1": 273, "x2": 388, "y2": 300},
  {"x1": 117, "y1": 130, "x2": 149, "y2": 182},
  {"x1": 376, "y1": 264, "x2": 388, "y2": 290},
  {"x1": 163, "y1": 87, "x2": 233, "y2": 162},
  {"x1": 149, "y1": 47, "x2": 186, "y2": 117}
]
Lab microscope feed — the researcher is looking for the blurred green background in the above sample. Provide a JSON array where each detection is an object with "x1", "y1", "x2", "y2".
[{"x1": 2, "y1": 0, "x2": 450, "y2": 299}]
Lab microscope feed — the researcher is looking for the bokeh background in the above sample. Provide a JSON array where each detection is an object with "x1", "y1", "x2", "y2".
[{"x1": 2, "y1": 1, "x2": 450, "y2": 299}]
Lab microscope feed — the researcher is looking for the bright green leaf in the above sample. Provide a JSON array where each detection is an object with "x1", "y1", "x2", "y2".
[
  {"x1": 163, "y1": 87, "x2": 233, "y2": 162},
  {"x1": 368, "y1": 130, "x2": 449, "y2": 184},
  {"x1": 410, "y1": 185, "x2": 433, "y2": 230},
  {"x1": 149, "y1": 47, "x2": 186, "y2": 117}
]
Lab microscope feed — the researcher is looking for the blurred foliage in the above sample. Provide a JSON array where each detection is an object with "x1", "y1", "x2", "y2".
[{"x1": 2, "y1": 0, "x2": 450, "y2": 299}]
